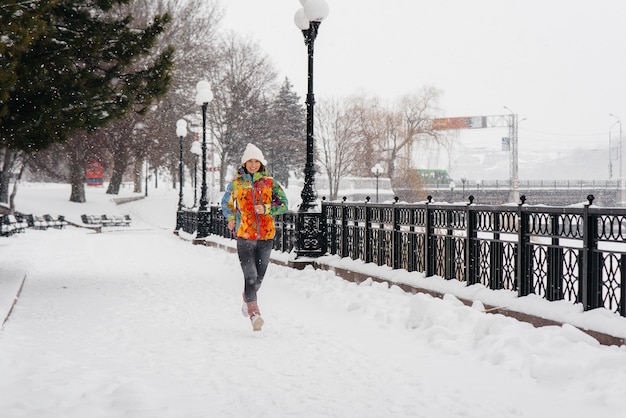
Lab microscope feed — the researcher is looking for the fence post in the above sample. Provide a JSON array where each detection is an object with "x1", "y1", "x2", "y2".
[
  {"x1": 581, "y1": 196, "x2": 602, "y2": 310},
  {"x1": 425, "y1": 196, "x2": 434, "y2": 277},
  {"x1": 621, "y1": 255, "x2": 626, "y2": 316},
  {"x1": 365, "y1": 198, "x2": 373, "y2": 264},
  {"x1": 341, "y1": 198, "x2": 348, "y2": 257},
  {"x1": 445, "y1": 210, "x2": 454, "y2": 280},
  {"x1": 392, "y1": 198, "x2": 401, "y2": 270},
  {"x1": 490, "y1": 210, "x2": 503, "y2": 289},
  {"x1": 320, "y1": 199, "x2": 330, "y2": 255},
  {"x1": 547, "y1": 212, "x2": 563, "y2": 301},
  {"x1": 517, "y1": 196, "x2": 532, "y2": 297},
  {"x1": 465, "y1": 199, "x2": 477, "y2": 285}
]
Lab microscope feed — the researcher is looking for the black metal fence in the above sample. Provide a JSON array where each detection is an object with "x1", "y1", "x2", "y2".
[{"x1": 179, "y1": 194, "x2": 626, "y2": 317}]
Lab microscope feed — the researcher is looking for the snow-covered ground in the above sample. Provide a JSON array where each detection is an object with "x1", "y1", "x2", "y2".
[{"x1": 1, "y1": 183, "x2": 626, "y2": 418}]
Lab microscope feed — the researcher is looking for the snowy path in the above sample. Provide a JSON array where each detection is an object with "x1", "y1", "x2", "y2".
[{"x1": 1, "y1": 228, "x2": 626, "y2": 417}]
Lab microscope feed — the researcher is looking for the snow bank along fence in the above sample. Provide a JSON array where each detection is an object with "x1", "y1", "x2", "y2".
[{"x1": 179, "y1": 194, "x2": 626, "y2": 319}]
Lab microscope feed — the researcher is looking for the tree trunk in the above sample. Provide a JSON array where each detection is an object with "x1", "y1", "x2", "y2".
[
  {"x1": 0, "y1": 148, "x2": 17, "y2": 204},
  {"x1": 219, "y1": 156, "x2": 229, "y2": 192},
  {"x1": 107, "y1": 166, "x2": 123, "y2": 195},
  {"x1": 8, "y1": 160, "x2": 27, "y2": 211},
  {"x1": 133, "y1": 160, "x2": 142, "y2": 193},
  {"x1": 106, "y1": 142, "x2": 130, "y2": 195},
  {"x1": 69, "y1": 146, "x2": 86, "y2": 203}
]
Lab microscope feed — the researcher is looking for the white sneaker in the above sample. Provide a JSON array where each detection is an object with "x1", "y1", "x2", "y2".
[{"x1": 251, "y1": 315, "x2": 264, "y2": 332}]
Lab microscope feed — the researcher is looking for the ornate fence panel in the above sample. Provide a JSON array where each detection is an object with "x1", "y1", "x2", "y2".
[
  {"x1": 190, "y1": 196, "x2": 626, "y2": 317},
  {"x1": 470, "y1": 206, "x2": 518, "y2": 291},
  {"x1": 395, "y1": 205, "x2": 425, "y2": 273},
  {"x1": 369, "y1": 204, "x2": 395, "y2": 267},
  {"x1": 590, "y1": 208, "x2": 626, "y2": 314}
]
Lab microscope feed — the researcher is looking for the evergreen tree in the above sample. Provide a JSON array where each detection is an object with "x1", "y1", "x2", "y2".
[
  {"x1": 0, "y1": 0, "x2": 57, "y2": 121},
  {"x1": 266, "y1": 78, "x2": 305, "y2": 187},
  {"x1": 209, "y1": 34, "x2": 277, "y2": 191},
  {"x1": 0, "y1": 0, "x2": 174, "y2": 153}
]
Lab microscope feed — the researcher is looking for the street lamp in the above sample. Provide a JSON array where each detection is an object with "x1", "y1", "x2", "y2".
[
  {"x1": 293, "y1": 0, "x2": 329, "y2": 258},
  {"x1": 504, "y1": 106, "x2": 519, "y2": 203},
  {"x1": 195, "y1": 80, "x2": 213, "y2": 238},
  {"x1": 144, "y1": 160, "x2": 149, "y2": 197},
  {"x1": 294, "y1": 0, "x2": 329, "y2": 212},
  {"x1": 371, "y1": 163, "x2": 384, "y2": 203},
  {"x1": 190, "y1": 139, "x2": 202, "y2": 207},
  {"x1": 610, "y1": 113, "x2": 622, "y2": 187},
  {"x1": 175, "y1": 118, "x2": 187, "y2": 230}
]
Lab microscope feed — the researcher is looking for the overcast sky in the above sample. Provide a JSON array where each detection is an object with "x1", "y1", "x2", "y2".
[{"x1": 220, "y1": 0, "x2": 626, "y2": 153}]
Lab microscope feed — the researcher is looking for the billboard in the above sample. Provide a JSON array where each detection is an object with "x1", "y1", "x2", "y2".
[
  {"x1": 86, "y1": 159, "x2": 104, "y2": 186},
  {"x1": 432, "y1": 116, "x2": 486, "y2": 130}
]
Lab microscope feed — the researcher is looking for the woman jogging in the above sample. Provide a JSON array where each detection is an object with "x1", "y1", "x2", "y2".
[{"x1": 221, "y1": 143, "x2": 289, "y2": 331}]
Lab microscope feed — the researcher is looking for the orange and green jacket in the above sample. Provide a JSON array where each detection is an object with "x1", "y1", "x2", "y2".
[{"x1": 221, "y1": 168, "x2": 288, "y2": 240}]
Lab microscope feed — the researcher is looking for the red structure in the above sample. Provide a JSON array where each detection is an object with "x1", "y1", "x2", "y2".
[{"x1": 85, "y1": 160, "x2": 104, "y2": 186}]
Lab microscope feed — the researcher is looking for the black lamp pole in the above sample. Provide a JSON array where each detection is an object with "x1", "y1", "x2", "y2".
[
  {"x1": 178, "y1": 134, "x2": 184, "y2": 211},
  {"x1": 375, "y1": 173, "x2": 380, "y2": 203},
  {"x1": 197, "y1": 102, "x2": 209, "y2": 237},
  {"x1": 293, "y1": 1, "x2": 329, "y2": 258},
  {"x1": 371, "y1": 163, "x2": 383, "y2": 203},
  {"x1": 175, "y1": 119, "x2": 187, "y2": 231},
  {"x1": 299, "y1": 20, "x2": 321, "y2": 212},
  {"x1": 194, "y1": 80, "x2": 213, "y2": 239},
  {"x1": 193, "y1": 154, "x2": 198, "y2": 207}
]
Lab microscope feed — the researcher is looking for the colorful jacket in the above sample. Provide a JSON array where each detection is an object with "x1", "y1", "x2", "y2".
[{"x1": 221, "y1": 167, "x2": 289, "y2": 240}]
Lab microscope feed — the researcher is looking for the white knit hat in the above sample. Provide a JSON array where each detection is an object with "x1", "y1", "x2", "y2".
[{"x1": 241, "y1": 143, "x2": 267, "y2": 166}]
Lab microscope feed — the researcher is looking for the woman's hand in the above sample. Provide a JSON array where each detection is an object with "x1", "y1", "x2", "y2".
[
  {"x1": 227, "y1": 220, "x2": 235, "y2": 231},
  {"x1": 254, "y1": 204, "x2": 265, "y2": 214}
]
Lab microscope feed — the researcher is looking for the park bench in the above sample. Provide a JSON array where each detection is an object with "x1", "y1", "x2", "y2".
[
  {"x1": 1, "y1": 214, "x2": 29, "y2": 236},
  {"x1": 24, "y1": 214, "x2": 67, "y2": 230},
  {"x1": 26, "y1": 214, "x2": 51, "y2": 229},
  {"x1": 43, "y1": 214, "x2": 67, "y2": 229},
  {"x1": 102, "y1": 214, "x2": 131, "y2": 227},
  {"x1": 1, "y1": 215, "x2": 16, "y2": 236},
  {"x1": 81, "y1": 214, "x2": 102, "y2": 225},
  {"x1": 81, "y1": 214, "x2": 132, "y2": 227},
  {"x1": 8, "y1": 215, "x2": 28, "y2": 233}
]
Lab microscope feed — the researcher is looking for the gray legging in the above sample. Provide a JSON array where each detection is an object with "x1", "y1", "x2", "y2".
[{"x1": 237, "y1": 238, "x2": 273, "y2": 303}]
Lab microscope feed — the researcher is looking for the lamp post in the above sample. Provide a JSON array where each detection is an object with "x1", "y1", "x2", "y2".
[
  {"x1": 610, "y1": 113, "x2": 622, "y2": 187},
  {"x1": 504, "y1": 106, "x2": 519, "y2": 203},
  {"x1": 190, "y1": 139, "x2": 202, "y2": 208},
  {"x1": 145, "y1": 160, "x2": 149, "y2": 197},
  {"x1": 609, "y1": 129, "x2": 613, "y2": 180},
  {"x1": 195, "y1": 80, "x2": 213, "y2": 238},
  {"x1": 175, "y1": 119, "x2": 187, "y2": 230},
  {"x1": 371, "y1": 163, "x2": 384, "y2": 203},
  {"x1": 293, "y1": 0, "x2": 329, "y2": 258}
]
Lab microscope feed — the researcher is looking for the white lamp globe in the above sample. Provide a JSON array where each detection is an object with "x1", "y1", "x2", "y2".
[
  {"x1": 176, "y1": 119, "x2": 187, "y2": 137},
  {"x1": 304, "y1": 0, "x2": 329, "y2": 22},
  {"x1": 190, "y1": 140, "x2": 202, "y2": 156},
  {"x1": 294, "y1": 8, "x2": 309, "y2": 30},
  {"x1": 371, "y1": 163, "x2": 384, "y2": 175},
  {"x1": 195, "y1": 80, "x2": 213, "y2": 105}
]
